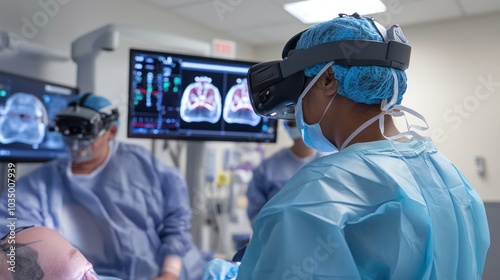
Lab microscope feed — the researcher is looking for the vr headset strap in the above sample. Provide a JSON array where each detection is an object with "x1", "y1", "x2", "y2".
[
  {"x1": 280, "y1": 39, "x2": 410, "y2": 77},
  {"x1": 78, "y1": 93, "x2": 93, "y2": 107}
]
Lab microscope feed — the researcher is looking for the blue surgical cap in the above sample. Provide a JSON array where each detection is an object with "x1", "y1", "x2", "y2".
[
  {"x1": 69, "y1": 94, "x2": 112, "y2": 112},
  {"x1": 68, "y1": 94, "x2": 120, "y2": 127},
  {"x1": 295, "y1": 16, "x2": 408, "y2": 105}
]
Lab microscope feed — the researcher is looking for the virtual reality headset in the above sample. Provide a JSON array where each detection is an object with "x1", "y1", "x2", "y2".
[
  {"x1": 52, "y1": 93, "x2": 119, "y2": 140},
  {"x1": 247, "y1": 13, "x2": 412, "y2": 120}
]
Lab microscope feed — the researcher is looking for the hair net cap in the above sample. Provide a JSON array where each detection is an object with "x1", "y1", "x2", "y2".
[
  {"x1": 70, "y1": 94, "x2": 113, "y2": 112},
  {"x1": 295, "y1": 15, "x2": 408, "y2": 105},
  {"x1": 70, "y1": 94, "x2": 120, "y2": 127}
]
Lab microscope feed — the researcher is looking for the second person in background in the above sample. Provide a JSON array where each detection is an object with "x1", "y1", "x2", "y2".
[
  {"x1": 0, "y1": 93, "x2": 207, "y2": 280},
  {"x1": 246, "y1": 120, "x2": 322, "y2": 223}
]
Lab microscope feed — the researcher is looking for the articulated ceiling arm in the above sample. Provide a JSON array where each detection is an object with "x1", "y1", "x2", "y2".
[{"x1": 71, "y1": 24, "x2": 211, "y2": 93}]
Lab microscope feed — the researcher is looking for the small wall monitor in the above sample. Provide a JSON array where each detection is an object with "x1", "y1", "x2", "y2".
[
  {"x1": 0, "y1": 71, "x2": 78, "y2": 162},
  {"x1": 128, "y1": 49, "x2": 278, "y2": 142}
]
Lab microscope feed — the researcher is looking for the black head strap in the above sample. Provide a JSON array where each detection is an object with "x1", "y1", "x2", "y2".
[
  {"x1": 280, "y1": 13, "x2": 411, "y2": 75},
  {"x1": 68, "y1": 92, "x2": 94, "y2": 110}
]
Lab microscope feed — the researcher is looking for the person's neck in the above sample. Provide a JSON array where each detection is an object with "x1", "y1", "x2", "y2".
[
  {"x1": 71, "y1": 162, "x2": 100, "y2": 175},
  {"x1": 337, "y1": 115, "x2": 408, "y2": 148},
  {"x1": 71, "y1": 148, "x2": 109, "y2": 175},
  {"x1": 290, "y1": 140, "x2": 316, "y2": 158}
]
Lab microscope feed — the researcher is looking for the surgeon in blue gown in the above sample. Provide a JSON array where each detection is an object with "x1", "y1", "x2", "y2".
[
  {"x1": 203, "y1": 13, "x2": 490, "y2": 280},
  {"x1": 246, "y1": 120, "x2": 321, "y2": 223},
  {"x1": 0, "y1": 94, "x2": 206, "y2": 280}
]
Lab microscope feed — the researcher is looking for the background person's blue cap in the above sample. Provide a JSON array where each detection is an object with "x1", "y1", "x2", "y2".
[
  {"x1": 68, "y1": 93, "x2": 120, "y2": 127},
  {"x1": 295, "y1": 15, "x2": 408, "y2": 105},
  {"x1": 68, "y1": 93, "x2": 113, "y2": 112}
]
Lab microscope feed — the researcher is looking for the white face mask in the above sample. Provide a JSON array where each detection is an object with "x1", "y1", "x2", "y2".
[
  {"x1": 64, "y1": 138, "x2": 94, "y2": 163},
  {"x1": 70, "y1": 145, "x2": 94, "y2": 163},
  {"x1": 63, "y1": 130, "x2": 105, "y2": 163}
]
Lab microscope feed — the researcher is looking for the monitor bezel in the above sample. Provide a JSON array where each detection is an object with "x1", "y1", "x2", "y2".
[
  {"x1": 127, "y1": 48, "x2": 278, "y2": 143},
  {"x1": 0, "y1": 70, "x2": 79, "y2": 163}
]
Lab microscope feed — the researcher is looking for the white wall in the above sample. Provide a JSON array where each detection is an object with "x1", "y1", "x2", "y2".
[
  {"x1": 402, "y1": 12, "x2": 500, "y2": 202},
  {"x1": 255, "y1": 12, "x2": 500, "y2": 202}
]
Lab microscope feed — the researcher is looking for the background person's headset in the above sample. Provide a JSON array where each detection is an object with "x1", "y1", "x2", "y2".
[
  {"x1": 52, "y1": 93, "x2": 119, "y2": 140},
  {"x1": 247, "y1": 13, "x2": 411, "y2": 120}
]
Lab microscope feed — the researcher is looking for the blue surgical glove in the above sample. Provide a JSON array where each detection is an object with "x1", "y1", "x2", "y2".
[{"x1": 202, "y1": 258, "x2": 240, "y2": 280}]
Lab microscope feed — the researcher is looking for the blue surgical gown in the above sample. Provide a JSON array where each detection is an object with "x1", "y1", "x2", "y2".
[
  {"x1": 246, "y1": 148, "x2": 321, "y2": 222},
  {"x1": 0, "y1": 141, "x2": 206, "y2": 280},
  {"x1": 237, "y1": 139, "x2": 490, "y2": 280}
]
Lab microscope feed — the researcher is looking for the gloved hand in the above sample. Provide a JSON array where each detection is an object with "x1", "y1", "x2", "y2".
[{"x1": 202, "y1": 258, "x2": 240, "y2": 280}]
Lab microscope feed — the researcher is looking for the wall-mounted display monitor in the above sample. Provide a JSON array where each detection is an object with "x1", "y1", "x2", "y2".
[
  {"x1": 0, "y1": 71, "x2": 78, "y2": 162},
  {"x1": 127, "y1": 49, "x2": 278, "y2": 143}
]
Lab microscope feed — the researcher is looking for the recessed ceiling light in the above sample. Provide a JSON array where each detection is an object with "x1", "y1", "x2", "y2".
[{"x1": 284, "y1": 0, "x2": 387, "y2": 24}]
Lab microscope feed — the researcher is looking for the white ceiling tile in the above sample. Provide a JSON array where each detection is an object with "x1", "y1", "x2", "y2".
[
  {"x1": 172, "y1": 0, "x2": 299, "y2": 31},
  {"x1": 140, "y1": 0, "x2": 212, "y2": 9},
  {"x1": 456, "y1": 0, "x2": 500, "y2": 16},
  {"x1": 228, "y1": 21, "x2": 312, "y2": 45},
  {"x1": 372, "y1": 0, "x2": 464, "y2": 27},
  {"x1": 268, "y1": 0, "x2": 304, "y2": 4},
  {"x1": 142, "y1": 0, "x2": 500, "y2": 46}
]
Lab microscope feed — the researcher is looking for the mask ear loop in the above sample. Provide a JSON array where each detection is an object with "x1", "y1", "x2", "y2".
[
  {"x1": 340, "y1": 69, "x2": 429, "y2": 150},
  {"x1": 296, "y1": 62, "x2": 335, "y2": 105},
  {"x1": 380, "y1": 69, "x2": 429, "y2": 140}
]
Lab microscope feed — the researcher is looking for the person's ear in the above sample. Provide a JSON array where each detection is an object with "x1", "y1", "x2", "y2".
[
  {"x1": 320, "y1": 67, "x2": 338, "y2": 97},
  {"x1": 106, "y1": 123, "x2": 118, "y2": 141}
]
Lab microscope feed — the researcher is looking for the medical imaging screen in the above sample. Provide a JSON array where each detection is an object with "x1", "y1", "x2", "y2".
[
  {"x1": 0, "y1": 71, "x2": 78, "y2": 162},
  {"x1": 128, "y1": 49, "x2": 277, "y2": 142}
]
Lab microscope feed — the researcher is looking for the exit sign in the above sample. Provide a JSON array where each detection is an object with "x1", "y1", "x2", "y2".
[{"x1": 212, "y1": 39, "x2": 236, "y2": 59}]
